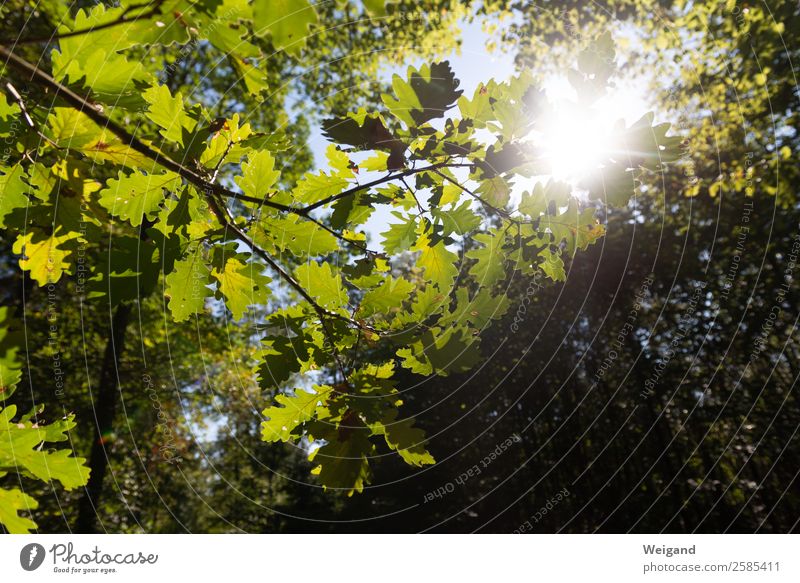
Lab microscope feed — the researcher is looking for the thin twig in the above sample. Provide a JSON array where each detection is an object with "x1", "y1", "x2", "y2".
[
  {"x1": 205, "y1": 192, "x2": 379, "y2": 336},
  {"x1": 4, "y1": 82, "x2": 61, "y2": 149},
  {"x1": 0, "y1": 45, "x2": 479, "y2": 254},
  {"x1": 0, "y1": 44, "x2": 296, "y2": 215},
  {"x1": 209, "y1": 139, "x2": 234, "y2": 184},
  {"x1": 208, "y1": 193, "x2": 364, "y2": 386},
  {"x1": 303, "y1": 214, "x2": 378, "y2": 254},
  {"x1": 296, "y1": 162, "x2": 474, "y2": 215},
  {"x1": 432, "y1": 168, "x2": 529, "y2": 224},
  {"x1": 6, "y1": 1, "x2": 166, "y2": 45},
  {"x1": 400, "y1": 175, "x2": 426, "y2": 215}
]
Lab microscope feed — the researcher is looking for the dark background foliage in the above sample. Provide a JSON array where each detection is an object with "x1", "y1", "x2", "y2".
[{"x1": 1, "y1": 0, "x2": 797, "y2": 532}]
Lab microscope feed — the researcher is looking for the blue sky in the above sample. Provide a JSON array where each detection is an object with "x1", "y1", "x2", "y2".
[
  {"x1": 299, "y1": 20, "x2": 517, "y2": 243},
  {"x1": 305, "y1": 19, "x2": 517, "y2": 167},
  {"x1": 295, "y1": 18, "x2": 655, "y2": 244}
]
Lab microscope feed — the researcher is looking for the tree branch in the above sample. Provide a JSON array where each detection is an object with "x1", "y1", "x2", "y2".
[
  {"x1": 302, "y1": 214, "x2": 378, "y2": 255},
  {"x1": 432, "y1": 168, "x2": 529, "y2": 224},
  {"x1": 205, "y1": 193, "x2": 380, "y2": 336},
  {"x1": 208, "y1": 193, "x2": 357, "y2": 380},
  {"x1": 3, "y1": 81, "x2": 61, "y2": 150},
  {"x1": 0, "y1": 44, "x2": 296, "y2": 215},
  {"x1": 0, "y1": 45, "x2": 475, "y2": 253},
  {"x1": 296, "y1": 161, "x2": 474, "y2": 215},
  {"x1": 5, "y1": 1, "x2": 166, "y2": 45},
  {"x1": 400, "y1": 175, "x2": 427, "y2": 215},
  {"x1": 0, "y1": 45, "x2": 381, "y2": 341}
]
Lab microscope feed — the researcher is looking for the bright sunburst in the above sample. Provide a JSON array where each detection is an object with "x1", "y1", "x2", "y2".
[{"x1": 532, "y1": 75, "x2": 652, "y2": 182}]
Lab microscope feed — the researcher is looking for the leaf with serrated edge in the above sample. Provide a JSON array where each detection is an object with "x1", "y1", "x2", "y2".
[{"x1": 261, "y1": 386, "x2": 331, "y2": 442}]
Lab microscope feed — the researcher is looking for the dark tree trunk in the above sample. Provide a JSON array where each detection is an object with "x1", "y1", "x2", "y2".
[{"x1": 74, "y1": 303, "x2": 132, "y2": 533}]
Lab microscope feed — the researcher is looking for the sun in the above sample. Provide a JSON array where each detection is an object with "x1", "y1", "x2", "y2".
[
  {"x1": 539, "y1": 107, "x2": 612, "y2": 180},
  {"x1": 532, "y1": 75, "x2": 652, "y2": 183}
]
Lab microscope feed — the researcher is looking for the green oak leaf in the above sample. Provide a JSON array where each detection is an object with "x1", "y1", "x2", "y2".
[
  {"x1": 544, "y1": 202, "x2": 605, "y2": 255},
  {"x1": 360, "y1": 151, "x2": 390, "y2": 172},
  {"x1": 382, "y1": 61, "x2": 463, "y2": 127},
  {"x1": 309, "y1": 430, "x2": 374, "y2": 496},
  {"x1": 52, "y1": 7, "x2": 157, "y2": 108},
  {"x1": 0, "y1": 488, "x2": 38, "y2": 534},
  {"x1": 581, "y1": 162, "x2": 637, "y2": 207},
  {"x1": 292, "y1": 171, "x2": 349, "y2": 205},
  {"x1": 398, "y1": 327, "x2": 481, "y2": 376},
  {"x1": 539, "y1": 248, "x2": 566, "y2": 281},
  {"x1": 439, "y1": 286, "x2": 510, "y2": 330},
  {"x1": 466, "y1": 232, "x2": 507, "y2": 289},
  {"x1": 0, "y1": 307, "x2": 22, "y2": 399},
  {"x1": 46, "y1": 108, "x2": 153, "y2": 168},
  {"x1": 234, "y1": 149, "x2": 280, "y2": 199},
  {"x1": 0, "y1": 93, "x2": 21, "y2": 137},
  {"x1": 409, "y1": 285, "x2": 447, "y2": 321},
  {"x1": 476, "y1": 176, "x2": 511, "y2": 208},
  {"x1": 261, "y1": 386, "x2": 331, "y2": 442},
  {"x1": 52, "y1": 2, "x2": 187, "y2": 59},
  {"x1": 330, "y1": 192, "x2": 375, "y2": 229},
  {"x1": 143, "y1": 84, "x2": 196, "y2": 146},
  {"x1": 0, "y1": 406, "x2": 90, "y2": 490},
  {"x1": 253, "y1": 0, "x2": 318, "y2": 55},
  {"x1": 359, "y1": 275, "x2": 415, "y2": 317},
  {"x1": 212, "y1": 257, "x2": 272, "y2": 320},
  {"x1": 363, "y1": 0, "x2": 391, "y2": 17},
  {"x1": 414, "y1": 235, "x2": 459, "y2": 291},
  {"x1": 99, "y1": 170, "x2": 180, "y2": 227},
  {"x1": 87, "y1": 236, "x2": 160, "y2": 304},
  {"x1": 0, "y1": 164, "x2": 30, "y2": 228},
  {"x1": 230, "y1": 55, "x2": 271, "y2": 99},
  {"x1": 519, "y1": 180, "x2": 571, "y2": 218},
  {"x1": 294, "y1": 261, "x2": 348, "y2": 311},
  {"x1": 256, "y1": 335, "x2": 308, "y2": 390},
  {"x1": 381, "y1": 212, "x2": 418, "y2": 254},
  {"x1": 457, "y1": 83, "x2": 494, "y2": 126},
  {"x1": 165, "y1": 244, "x2": 212, "y2": 322},
  {"x1": 424, "y1": 327, "x2": 481, "y2": 374},
  {"x1": 326, "y1": 145, "x2": 355, "y2": 179},
  {"x1": 321, "y1": 113, "x2": 406, "y2": 169},
  {"x1": 433, "y1": 200, "x2": 481, "y2": 236},
  {"x1": 13, "y1": 229, "x2": 80, "y2": 286},
  {"x1": 255, "y1": 215, "x2": 339, "y2": 257},
  {"x1": 372, "y1": 409, "x2": 435, "y2": 467}
]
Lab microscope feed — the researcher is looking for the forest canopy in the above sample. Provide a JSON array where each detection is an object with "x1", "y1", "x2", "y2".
[{"x1": 0, "y1": 0, "x2": 797, "y2": 534}]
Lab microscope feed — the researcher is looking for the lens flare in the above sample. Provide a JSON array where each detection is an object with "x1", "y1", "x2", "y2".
[{"x1": 532, "y1": 76, "x2": 651, "y2": 183}]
